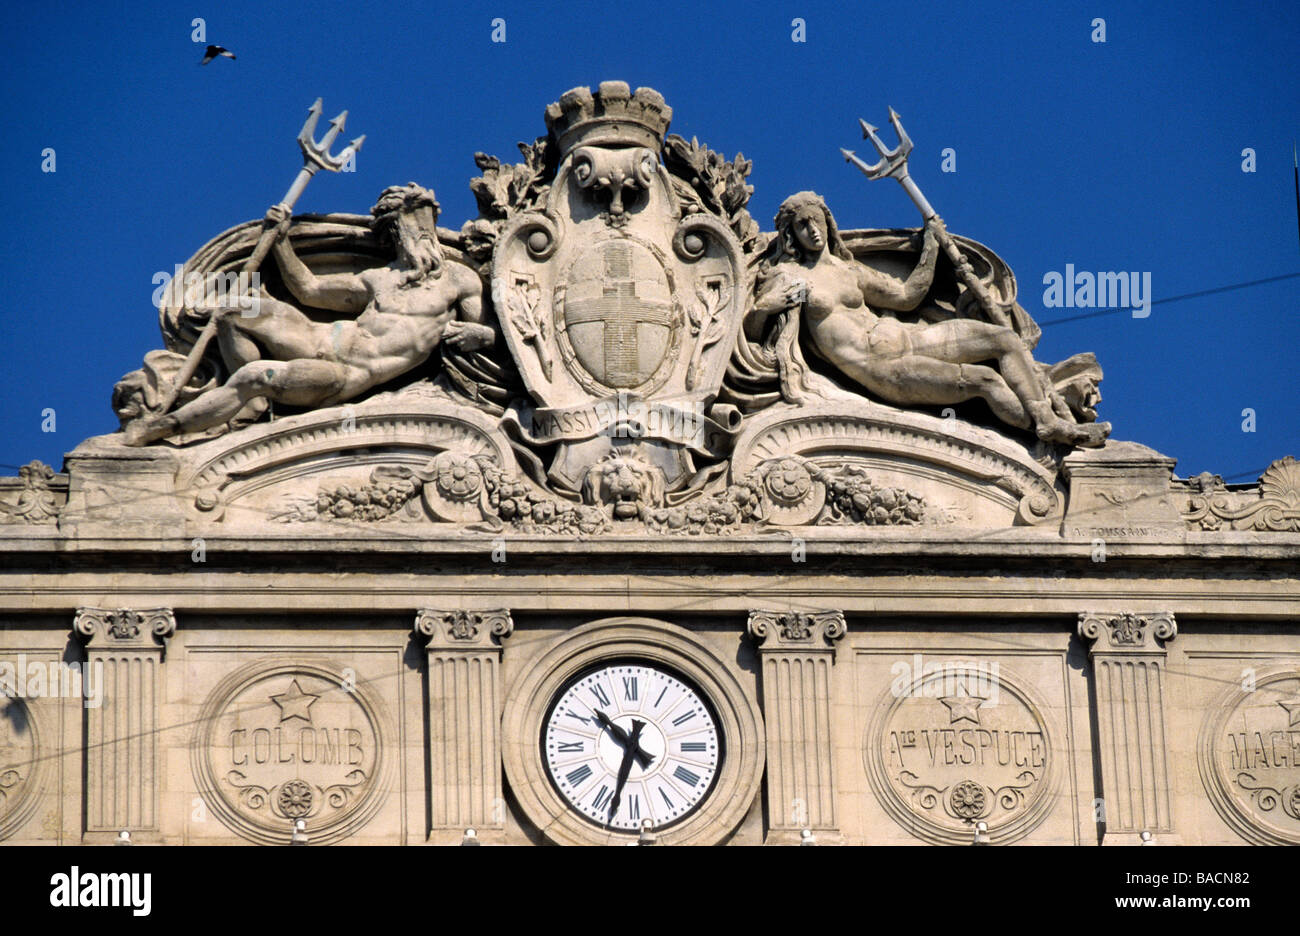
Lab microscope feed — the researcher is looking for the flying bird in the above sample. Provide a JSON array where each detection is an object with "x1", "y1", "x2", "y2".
[{"x1": 200, "y1": 45, "x2": 236, "y2": 65}]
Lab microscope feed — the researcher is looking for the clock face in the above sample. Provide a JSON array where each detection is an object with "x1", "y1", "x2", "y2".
[{"x1": 542, "y1": 660, "x2": 723, "y2": 831}]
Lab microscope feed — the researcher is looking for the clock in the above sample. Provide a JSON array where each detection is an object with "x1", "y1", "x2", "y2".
[
  {"x1": 542, "y1": 660, "x2": 722, "y2": 831},
  {"x1": 502, "y1": 617, "x2": 764, "y2": 846}
]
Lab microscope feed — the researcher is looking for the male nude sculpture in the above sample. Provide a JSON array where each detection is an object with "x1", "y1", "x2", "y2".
[{"x1": 123, "y1": 183, "x2": 492, "y2": 445}]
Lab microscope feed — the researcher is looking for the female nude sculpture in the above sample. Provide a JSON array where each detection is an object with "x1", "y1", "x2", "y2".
[{"x1": 748, "y1": 192, "x2": 1109, "y2": 447}]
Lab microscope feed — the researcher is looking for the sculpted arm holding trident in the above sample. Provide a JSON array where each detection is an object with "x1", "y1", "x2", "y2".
[
  {"x1": 749, "y1": 110, "x2": 1109, "y2": 448},
  {"x1": 124, "y1": 183, "x2": 493, "y2": 445}
]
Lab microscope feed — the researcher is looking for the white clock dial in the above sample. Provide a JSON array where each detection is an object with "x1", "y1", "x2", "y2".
[{"x1": 542, "y1": 661, "x2": 722, "y2": 831}]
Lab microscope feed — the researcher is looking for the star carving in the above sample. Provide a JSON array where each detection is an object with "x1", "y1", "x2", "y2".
[
  {"x1": 271, "y1": 679, "x2": 319, "y2": 723},
  {"x1": 939, "y1": 684, "x2": 987, "y2": 725},
  {"x1": 1278, "y1": 696, "x2": 1300, "y2": 727}
]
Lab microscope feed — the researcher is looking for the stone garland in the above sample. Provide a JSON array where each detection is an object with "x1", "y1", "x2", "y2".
[{"x1": 273, "y1": 452, "x2": 929, "y2": 534}]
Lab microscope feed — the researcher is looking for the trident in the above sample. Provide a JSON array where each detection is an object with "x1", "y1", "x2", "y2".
[
  {"x1": 157, "y1": 98, "x2": 365, "y2": 414},
  {"x1": 842, "y1": 109, "x2": 1012, "y2": 330}
]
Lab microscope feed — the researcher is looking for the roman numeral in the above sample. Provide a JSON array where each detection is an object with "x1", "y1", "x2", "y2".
[
  {"x1": 565, "y1": 764, "x2": 593, "y2": 785},
  {"x1": 566, "y1": 710, "x2": 590, "y2": 725},
  {"x1": 680, "y1": 742, "x2": 707, "y2": 752},
  {"x1": 557, "y1": 741, "x2": 583, "y2": 753},
  {"x1": 654, "y1": 686, "x2": 669, "y2": 707},
  {"x1": 673, "y1": 765, "x2": 702, "y2": 787},
  {"x1": 590, "y1": 684, "x2": 611, "y2": 707},
  {"x1": 592, "y1": 785, "x2": 612, "y2": 811},
  {"x1": 658, "y1": 787, "x2": 674, "y2": 808},
  {"x1": 623, "y1": 676, "x2": 638, "y2": 701},
  {"x1": 671, "y1": 710, "x2": 697, "y2": 727},
  {"x1": 627, "y1": 794, "x2": 640, "y2": 820}
]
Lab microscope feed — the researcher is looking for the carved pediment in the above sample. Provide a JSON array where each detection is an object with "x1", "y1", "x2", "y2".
[{"x1": 3, "y1": 80, "x2": 1289, "y2": 542}]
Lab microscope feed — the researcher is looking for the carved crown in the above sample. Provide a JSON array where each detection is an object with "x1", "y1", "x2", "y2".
[{"x1": 545, "y1": 82, "x2": 672, "y2": 158}]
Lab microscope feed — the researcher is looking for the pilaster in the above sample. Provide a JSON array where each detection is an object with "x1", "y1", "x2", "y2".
[
  {"x1": 73, "y1": 607, "x2": 175, "y2": 843},
  {"x1": 414, "y1": 609, "x2": 513, "y2": 844},
  {"x1": 1078, "y1": 610, "x2": 1178, "y2": 844},
  {"x1": 747, "y1": 609, "x2": 845, "y2": 844}
]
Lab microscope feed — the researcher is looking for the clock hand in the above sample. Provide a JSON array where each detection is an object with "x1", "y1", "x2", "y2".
[
  {"x1": 630, "y1": 739, "x2": 654, "y2": 771},
  {"x1": 594, "y1": 709, "x2": 630, "y2": 746},
  {"x1": 595, "y1": 709, "x2": 655, "y2": 770},
  {"x1": 609, "y1": 719, "x2": 645, "y2": 819}
]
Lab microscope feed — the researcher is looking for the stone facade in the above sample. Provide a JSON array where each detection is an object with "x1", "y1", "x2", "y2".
[{"x1": 1, "y1": 83, "x2": 1297, "y2": 845}]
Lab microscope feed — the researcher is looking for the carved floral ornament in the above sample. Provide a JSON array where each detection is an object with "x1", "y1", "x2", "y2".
[
  {"x1": 747, "y1": 610, "x2": 847, "y2": 648},
  {"x1": 1077, "y1": 611, "x2": 1176, "y2": 652},
  {"x1": 0, "y1": 461, "x2": 60, "y2": 525},
  {"x1": 73, "y1": 608, "x2": 177, "y2": 648},
  {"x1": 3, "y1": 81, "x2": 1294, "y2": 540},
  {"x1": 272, "y1": 447, "x2": 940, "y2": 536},
  {"x1": 1181, "y1": 456, "x2": 1300, "y2": 532},
  {"x1": 414, "y1": 609, "x2": 514, "y2": 646}
]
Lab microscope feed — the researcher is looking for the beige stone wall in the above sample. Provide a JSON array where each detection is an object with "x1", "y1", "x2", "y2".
[{"x1": 3, "y1": 596, "x2": 1298, "y2": 845}]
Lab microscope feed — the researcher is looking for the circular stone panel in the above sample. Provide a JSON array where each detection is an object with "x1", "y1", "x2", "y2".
[
  {"x1": 192, "y1": 660, "x2": 391, "y2": 845},
  {"x1": 0, "y1": 695, "x2": 43, "y2": 840},
  {"x1": 865, "y1": 662, "x2": 1059, "y2": 845},
  {"x1": 1199, "y1": 668, "x2": 1300, "y2": 845}
]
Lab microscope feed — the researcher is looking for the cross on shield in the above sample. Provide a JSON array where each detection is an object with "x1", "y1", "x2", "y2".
[{"x1": 563, "y1": 240, "x2": 674, "y2": 389}]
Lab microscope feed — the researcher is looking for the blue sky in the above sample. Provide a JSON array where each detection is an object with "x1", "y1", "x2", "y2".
[{"x1": 1, "y1": 0, "x2": 1296, "y2": 479}]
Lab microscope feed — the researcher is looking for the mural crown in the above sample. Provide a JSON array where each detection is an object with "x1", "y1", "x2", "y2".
[{"x1": 544, "y1": 81, "x2": 672, "y2": 158}]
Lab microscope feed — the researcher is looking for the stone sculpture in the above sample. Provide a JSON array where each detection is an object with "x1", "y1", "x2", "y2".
[
  {"x1": 2, "y1": 81, "x2": 1297, "y2": 854},
  {"x1": 12, "y1": 81, "x2": 1260, "y2": 537},
  {"x1": 750, "y1": 192, "x2": 1109, "y2": 447},
  {"x1": 122, "y1": 184, "x2": 490, "y2": 445}
]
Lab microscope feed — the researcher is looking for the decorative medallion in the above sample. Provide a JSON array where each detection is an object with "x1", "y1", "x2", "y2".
[
  {"x1": 865, "y1": 662, "x2": 1059, "y2": 845},
  {"x1": 1198, "y1": 668, "x2": 1300, "y2": 845},
  {"x1": 192, "y1": 661, "x2": 391, "y2": 845},
  {"x1": 0, "y1": 693, "x2": 43, "y2": 840}
]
